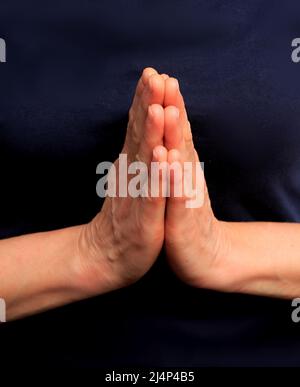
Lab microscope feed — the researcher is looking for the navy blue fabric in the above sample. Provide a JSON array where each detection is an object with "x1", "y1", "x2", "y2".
[{"x1": 1, "y1": 0, "x2": 300, "y2": 366}]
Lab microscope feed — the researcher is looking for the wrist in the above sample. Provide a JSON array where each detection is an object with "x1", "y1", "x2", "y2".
[
  {"x1": 74, "y1": 217, "x2": 123, "y2": 297},
  {"x1": 190, "y1": 219, "x2": 238, "y2": 293},
  {"x1": 206, "y1": 220, "x2": 239, "y2": 292},
  {"x1": 214, "y1": 222, "x2": 283, "y2": 297},
  {"x1": 207, "y1": 221, "x2": 275, "y2": 295}
]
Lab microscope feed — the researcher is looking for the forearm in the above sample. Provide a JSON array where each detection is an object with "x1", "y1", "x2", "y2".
[
  {"x1": 219, "y1": 221, "x2": 300, "y2": 298},
  {"x1": 0, "y1": 225, "x2": 97, "y2": 320}
]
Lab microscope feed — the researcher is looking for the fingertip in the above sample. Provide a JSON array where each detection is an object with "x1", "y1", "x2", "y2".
[
  {"x1": 169, "y1": 77, "x2": 179, "y2": 88},
  {"x1": 153, "y1": 145, "x2": 167, "y2": 162},
  {"x1": 165, "y1": 105, "x2": 180, "y2": 120},
  {"x1": 164, "y1": 77, "x2": 183, "y2": 108},
  {"x1": 141, "y1": 74, "x2": 165, "y2": 106},
  {"x1": 147, "y1": 104, "x2": 164, "y2": 131},
  {"x1": 148, "y1": 104, "x2": 154, "y2": 118},
  {"x1": 142, "y1": 67, "x2": 157, "y2": 84},
  {"x1": 164, "y1": 106, "x2": 183, "y2": 151},
  {"x1": 148, "y1": 73, "x2": 164, "y2": 91},
  {"x1": 148, "y1": 103, "x2": 164, "y2": 117},
  {"x1": 166, "y1": 77, "x2": 179, "y2": 93},
  {"x1": 168, "y1": 148, "x2": 181, "y2": 163}
]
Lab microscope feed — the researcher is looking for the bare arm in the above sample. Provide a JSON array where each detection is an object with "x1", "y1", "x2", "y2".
[
  {"x1": 219, "y1": 221, "x2": 300, "y2": 298},
  {"x1": 0, "y1": 226, "x2": 91, "y2": 320}
]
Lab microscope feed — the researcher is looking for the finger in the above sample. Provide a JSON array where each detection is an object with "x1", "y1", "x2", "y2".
[
  {"x1": 125, "y1": 69, "x2": 161, "y2": 157},
  {"x1": 166, "y1": 148, "x2": 189, "y2": 223},
  {"x1": 164, "y1": 106, "x2": 185, "y2": 152},
  {"x1": 137, "y1": 73, "x2": 165, "y2": 124},
  {"x1": 137, "y1": 104, "x2": 164, "y2": 165},
  {"x1": 126, "y1": 74, "x2": 165, "y2": 156},
  {"x1": 164, "y1": 77, "x2": 187, "y2": 118},
  {"x1": 130, "y1": 67, "x2": 158, "y2": 115},
  {"x1": 153, "y1": 145, "x2": 168, "y2": 163},
  {"x1": 164, "y1": 77, "x2": 194, "y2": 156},
  {"x1": 140, "y1": 145, "x2": 168, "y2": 224}
]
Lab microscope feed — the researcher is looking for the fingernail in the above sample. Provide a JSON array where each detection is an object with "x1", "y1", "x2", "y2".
[
  {"x1": 148, "y1": 105, "x2": 154, "y2": 117},
  {"x1": 153, "y1": 148, "x2": 159, "y2": 160}
]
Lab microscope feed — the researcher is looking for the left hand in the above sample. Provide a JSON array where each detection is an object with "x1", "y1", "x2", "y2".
[{"x1": 163, "y1": 77, "x2": 233, "y2": 292}]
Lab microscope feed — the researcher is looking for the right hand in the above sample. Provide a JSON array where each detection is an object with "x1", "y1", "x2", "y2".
[{"x1": 78, "y1": 68, "x2": 168, "y2": 295}]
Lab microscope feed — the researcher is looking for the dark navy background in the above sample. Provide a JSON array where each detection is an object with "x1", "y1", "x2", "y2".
[{"x1": 1, "y1": 0, "x2": 300, "y2": 366}]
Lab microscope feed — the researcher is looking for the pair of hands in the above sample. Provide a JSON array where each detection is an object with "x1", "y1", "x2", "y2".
[{"x1": 79, "y1": 68, "x2": 232, "y2": 296}]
